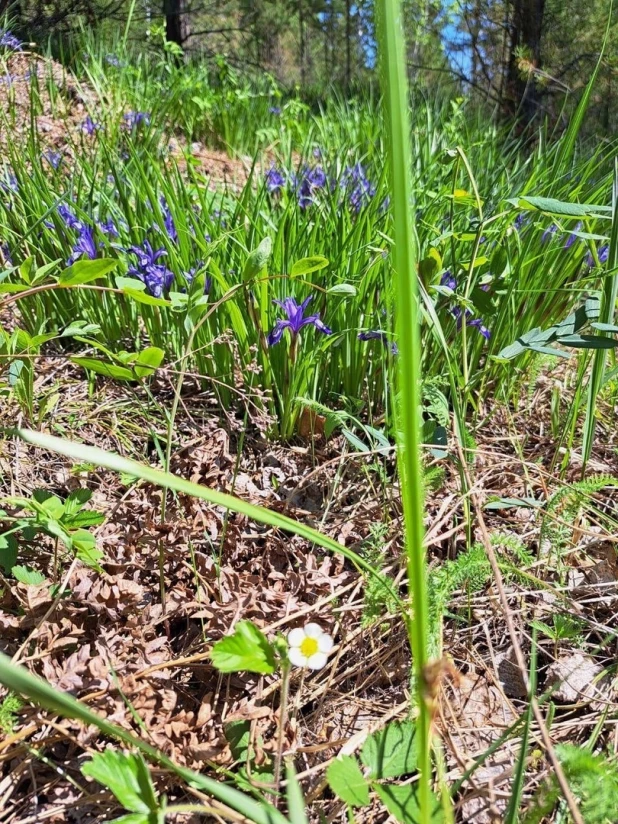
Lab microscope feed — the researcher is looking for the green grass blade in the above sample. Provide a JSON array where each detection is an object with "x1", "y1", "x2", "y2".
[{"x1": 375, "y1": 0, "x2": 431, "y2": 820}]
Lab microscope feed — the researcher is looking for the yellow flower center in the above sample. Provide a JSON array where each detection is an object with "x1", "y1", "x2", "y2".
[{"x1": 300, "y1": 637, "x2": 319, "y2": 658}]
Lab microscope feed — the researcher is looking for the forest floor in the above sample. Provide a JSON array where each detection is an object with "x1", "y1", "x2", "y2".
[{"x1": 2, "y1": 351, "x2": 618, "y2": 823}]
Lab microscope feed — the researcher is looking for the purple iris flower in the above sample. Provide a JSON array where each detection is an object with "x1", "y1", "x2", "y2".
[
  {"x1": 440, "y1": 271, "x2": 457, "y2": 291},
  {"x1": 541, "y1": 224, "x2": 559, "y2": 243},
  {"x1": 269, "y1": 106, "x2": 282, "y2": 116},
  {"x1": 1, "y1": 243, "x2": 12, "y2": 265},
  {"x1": 0, "y1": 30, "x2": 23, "y2": 50},
  {"x1": 68, "y1": 225, "x2": 99, "y2": 264},
  {"x1": 267, "y1": 296, "x2": 332, "y2": 346},
  {"x1": 514, "y1": 213, "x2": 527, "y2": 231},
  {"x1": 98, "y1": 218, "x2": 119, "y2": 237},
  {"x1": 82, "y1": 115, "x2": 100, "y2": 135},
  {"x1": 585, "y1": 244, "x2": 610, "y2": 268},
  {"x1": 127, "y1": 240, "x2": 174, "y2": 298},
  {"x1": 313, "y1": 147, "x2": 322, "y2": 159},
  {"x1": 57, "y1": 203, "x2": 83, "y2": 231},
  {"x1": 105, "y1": 54, "x2": 122, "y2": 67},
  {"x1": 265, "y1": 166, "x2": 286, "y2": 195},
  {"x1": 340, "y1": 163, "x2": 376, "y2": 212},
  {"x1": 43, "y1": 151, "x2": 62, "y2": 170},
  {"x1": 358, "y1": 330, "x2": 398, "y2": 355},
  {"x1": 124, "y1": 111, "x2": 151, "y2": 129},
  {"x1": 294, "y1": 165, "x2": 327, "y2": 209},
  {"x1": 564, "y1": 222, "x2": 582, "y2": 249},
  {"x1": 158, "y1": 197, "x2": 178, "y2": 243}
]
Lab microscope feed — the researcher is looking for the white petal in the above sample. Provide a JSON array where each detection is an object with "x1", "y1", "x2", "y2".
[
  {"x1": 318, "y1": 633, "x2": 334, "y2": 653},
  {"x1": 307, "y1": 652, "x2": 328, "y2": 670},
  {"x1": 288, "y1": 648, "x2": 308, "y2": 668},
  {"x1": 287, "y1": 628, "x2": 305, "y2": 647},
  {"x1": 304, "y1": 623, "x2": 323, "y2": 638}
]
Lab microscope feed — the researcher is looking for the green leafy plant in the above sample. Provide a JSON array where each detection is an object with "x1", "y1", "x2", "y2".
[
  {"x1": 0, "y1": 487, "x2": 106, "y2": 579},
  {"x1": 81, "y1": 749, "x2": 162, "y2": 824},
  {"x1": 326, "y1": 721, "x2": 444, "y2": 823},
  {"x1": 523, "y1": 744, "x2": 618, "y2": 824}
]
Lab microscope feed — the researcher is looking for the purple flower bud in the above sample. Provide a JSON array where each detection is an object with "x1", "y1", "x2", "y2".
[
  {"x1": 57, "y1": 203, "x2": 83, "y2": 231},
  {"x1": 585, "y1": 244, "x2": 609, "y2": 268},
  {"x1": 68, "y1": 225, "x2": 99, "y2": 264},
  {"x1": 123, "y1": 111, "x2": 151, "y2": 129},
  {"x1": 541, "y1": 224, "x2": 559, "y2": 243}
]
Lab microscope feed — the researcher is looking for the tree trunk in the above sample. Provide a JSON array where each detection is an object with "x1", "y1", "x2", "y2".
[
  {"x1": 505, "y1": 0, "x2": 545, "y2": 123},
  {"x1": 164, "y1": 0, "x2": 190, "y2": 48}
]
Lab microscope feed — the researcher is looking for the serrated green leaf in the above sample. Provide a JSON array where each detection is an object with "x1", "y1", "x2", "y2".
[
  {"x1": 361, "y1": 721, "x2": 418, "y2": 779},
  {"x1": 81, "y1": 749, "x2": 159, "y2": 814},
  {"x1": 327, "y1": 756, "x2": 370, "y2": 807},
  {"x1": 12, "y1": 566, "x2": 46, "y2": 585},
  {"x1": 290, "y1": 255, "x2": 329, "y2": 277},
  {"x1": 374, "y1": 783, "x2": 443, "y2": 824},
  {"x1": 63, "y1": 488, "x2": 92, "y2": 516},
  {"x1": 71, "y1": 530, "x2": 104, "y2": 572},
  {"x1": 210, "y1": 620, "x2": 276, "y2": 674},
  {"x1": 58, "y1": 259, "x2": 118, "y2": 285}
]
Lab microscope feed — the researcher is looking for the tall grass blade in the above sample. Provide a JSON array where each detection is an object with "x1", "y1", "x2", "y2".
[{"x1": 375, "y1": 1, "x2": 431, "y2": 820}]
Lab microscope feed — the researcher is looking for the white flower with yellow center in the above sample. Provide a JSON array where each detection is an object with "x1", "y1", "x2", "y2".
[{"x1": 287, "y1": 623, "x2": 333, "y2": 670}]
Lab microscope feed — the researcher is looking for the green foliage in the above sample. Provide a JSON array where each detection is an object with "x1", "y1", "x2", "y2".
[
  {"x1": 361, "y1": 523, "x2": 399, "y2": 627},
  {"x1": 210, "y1": 620, "x2": 277, "y2": 674},
  {"x1": 539, "y1": 474, "x2": 618, "y2": 560},
  {"x1": 523, "y1": 745, "x2": 618, "y2": 824},
  {"x1": 81, "y1": 749, "x2": 160, "y2": 823},
  {"x1": 327, "y1": 721, "x2": 446, "y2": 822},
  {"x1": 361, "y1": 720, "x2": 418, "y2": 779},
  {"x1": 326, "y1": 756, "x2": 370, "y2": 807},
  {"x1": 0, "y1": 693, "x2": 22, "y2": 734},
  {"x1": 0, "y1": 487, "x2": 106, "y2": 576}
]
